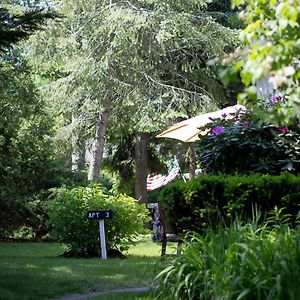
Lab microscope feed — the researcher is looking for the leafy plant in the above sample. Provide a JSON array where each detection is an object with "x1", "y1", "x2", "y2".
[
  {"x1": 156, "y1": 214, "x2": 300, "y2": 299},
  {"x1": 221, "y1": 0, "x2": 300, "y2": 124},
  {"x1": 197, "y1": 109, "x2": 300, "y2": 175},
  {"x1": 46, "y1": 184, "x2": 150, "y2": 257}
]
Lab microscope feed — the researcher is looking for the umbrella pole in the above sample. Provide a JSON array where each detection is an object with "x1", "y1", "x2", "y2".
[{"x1": 189, "y1": 144, "x2": 196, "y2": 180}]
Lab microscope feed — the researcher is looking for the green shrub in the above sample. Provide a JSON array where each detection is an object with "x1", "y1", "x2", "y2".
[
  {"x1": 197, "y1": 109, "x2": 300, "y2": 175},
  {"x1": 0, "y1": 194, "x2": 26, "y2": 238},
  {"x1": 46, "y1": 184, "x2": 150, "y2": 257},
  {"x1": 156, "y1": 214, "x2": 300, "y2": 299},
  {"x1": 160, "y1": 173, "x2": 300, "y2": 234}
]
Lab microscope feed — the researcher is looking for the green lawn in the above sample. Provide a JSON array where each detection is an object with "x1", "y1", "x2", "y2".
[{"x1": 0, "y1": 238, "x2": 176, "y2": 300}]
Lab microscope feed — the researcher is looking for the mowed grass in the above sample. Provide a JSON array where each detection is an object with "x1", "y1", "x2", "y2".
[{"x1": 0, "y1": 237, "x2": 176, "y2": 300}]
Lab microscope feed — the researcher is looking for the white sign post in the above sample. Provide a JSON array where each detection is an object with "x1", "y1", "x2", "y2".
[
  {"x1": 87, "y1": 210, "x2": 113, "y2": 260},
  {"x1": 99, "y1": 220, "x2": 107, "y2": 259}
]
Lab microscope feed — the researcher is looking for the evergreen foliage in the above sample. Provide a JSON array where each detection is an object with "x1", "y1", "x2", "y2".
[
  {"x1": 27, "y1": 0, "x2": 239, "y2": 185},
  {"x1": 0, "y1": 4, "x2": 67, "y2": 239},
  {"x1": 159, "y1": 173, "x2": 300, "y2": 234},
  {"x1": 0, "y1": 50, "x2": 55, "y2": 238},
  {"x1": 0, "y1": 5, "x2": 57, "y2": 51}
]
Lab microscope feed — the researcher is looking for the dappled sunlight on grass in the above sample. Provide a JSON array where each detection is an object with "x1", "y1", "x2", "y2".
[
  {"x1": 0, "y1": 240, "x2": 164, "y2": 300},
  {"x1": 52, "y1": 266, "x2": 73, "y2": 274},
  {"x1": 119, "y1": 259, "x2": 158, "y2": 265},
  {"x1": 126, "y1": 236, "x2": 178, "y2": 258},
  {"x1": 25, "y1": 264, "x2": 39, "y2": 269},
  {"x1": 0, "y1": 242, "x2": 66, "y2": 258},
  {"x1": 101, "y1": 274, "x2": 126, "y2": 280}
]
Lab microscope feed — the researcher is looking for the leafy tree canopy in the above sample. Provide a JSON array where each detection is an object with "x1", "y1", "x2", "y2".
[
  {"x1": 31, "y1": 0, "x2": 238, "y2": 134},
  {"x1": 222, "y1": 0, "x2": 300, "y2": 124}
]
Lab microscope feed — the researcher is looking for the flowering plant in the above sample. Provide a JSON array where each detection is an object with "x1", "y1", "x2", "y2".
[
  {"x1": 197, "y1": 109, "x2": 300, "y2": 175},
  {"x1": 211, "y1": 126, "x2": 225, "y2": 135}
]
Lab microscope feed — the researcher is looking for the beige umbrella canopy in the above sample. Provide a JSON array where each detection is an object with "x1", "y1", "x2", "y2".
[{"x1": 156, "y1": 104, "x2": 246, "y2": 143}]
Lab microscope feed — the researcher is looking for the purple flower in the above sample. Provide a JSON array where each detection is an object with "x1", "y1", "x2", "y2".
[
  {"x1": 211, "y1": 126, "x2": 225, "y2": 135},
  {"x1": 279, "y1": 126, "x2": 288, "y2": 133},
  {"x1": 222, "y1": 113, "x2": 227, "y2": 119},
  {"x1": 270, "y1": 95, "x2": 282, "y2": 104}
]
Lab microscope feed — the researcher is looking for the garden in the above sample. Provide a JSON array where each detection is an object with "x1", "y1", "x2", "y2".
[{"x1": 1, "y1": 0, "x2": 300, "y2": 299}]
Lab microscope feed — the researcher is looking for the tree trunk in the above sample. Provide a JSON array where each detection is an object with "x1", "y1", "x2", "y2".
[
  {"x1": 189, "y1": 144, "x2": 196, "y2": 180},
  {"x1": 71, "y1": 137, "x2": 85, "y2": 172},
  {"x1": 71, "y1": 112, "x2": 85, "y2": 172},
  {"x1": 135, "y1": 132, "x2": 148, "y2": 203},
  {"x1": 88, "y1": 108, "x2": 110, "y2": 181}
]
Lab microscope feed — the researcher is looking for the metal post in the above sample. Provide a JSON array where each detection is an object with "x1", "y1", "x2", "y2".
[{"x1": 99, "y1": 220, "x2": 107, "y2": 259}]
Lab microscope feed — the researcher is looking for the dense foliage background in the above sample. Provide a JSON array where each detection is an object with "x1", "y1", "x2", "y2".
[
  {"x1": 160, "y1": 173, "x2": 300, "y2": 234},
  {"x1": 0, "y1": 0, "x2": 239, "y2": 238}
]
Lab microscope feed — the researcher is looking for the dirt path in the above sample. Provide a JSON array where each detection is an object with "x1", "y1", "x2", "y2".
[{"x1": 52, "y1": 286, "x2": 152, "y2": 300}]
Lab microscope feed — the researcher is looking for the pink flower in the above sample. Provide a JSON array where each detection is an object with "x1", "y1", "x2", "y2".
[
  {"x1": 211, "y1": 126, "x2": 225, "y2": 135},
  {"x1": 279, "y1": 126, "x2": 288, "y2": 133}
]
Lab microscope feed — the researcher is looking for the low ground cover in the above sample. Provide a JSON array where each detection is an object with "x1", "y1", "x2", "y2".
[{"x1": 0, "y1": 238, "x2": 174, "y2": 300}]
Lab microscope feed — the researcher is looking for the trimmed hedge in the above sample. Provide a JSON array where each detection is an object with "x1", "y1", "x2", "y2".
[{"x1": 160, "y1": 173, "x2": 300, "y2": 234}]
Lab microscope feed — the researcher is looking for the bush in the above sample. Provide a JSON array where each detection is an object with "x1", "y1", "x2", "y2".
[
  {"x1": 197, "y1": 109, "x2": 300, "y2": 175},
  {"x1": 160, "y1": 173, "x2": 300, "y2": 234},
  {"x1": 46, "y1": 184, "x2": 150, "y2": 257},
  {"x1": 0, "y1": 169, "x2": 90, "y2": 240},
  {"x1": 156, "y1": 213, "x2": 300, "y2": 300}
]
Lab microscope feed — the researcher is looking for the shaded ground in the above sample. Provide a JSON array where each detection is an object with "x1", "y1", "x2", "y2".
[
  {"x1": 52, "y1": 287, "x2": 152, "y2": 300},
  {"x1": 0, "y1": 239, "x2": 174, "y2": 299}
]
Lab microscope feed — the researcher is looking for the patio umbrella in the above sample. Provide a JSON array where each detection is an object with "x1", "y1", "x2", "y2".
[{"x1": 156, "y1": 104, "x2": 246, "y2": 142}]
